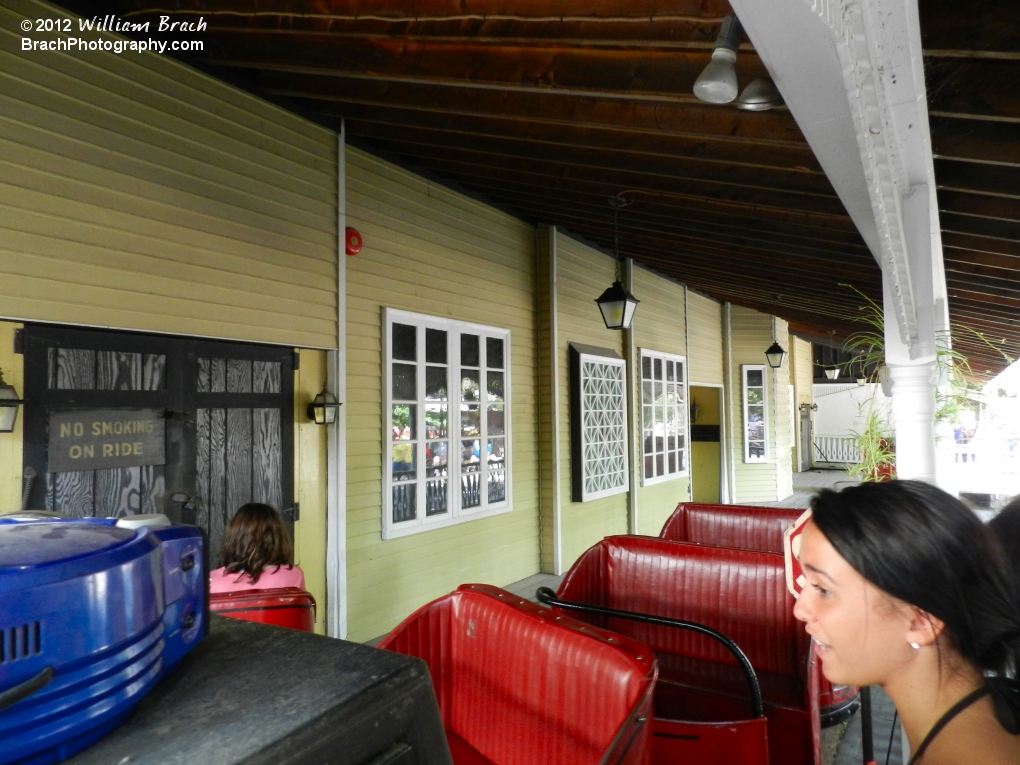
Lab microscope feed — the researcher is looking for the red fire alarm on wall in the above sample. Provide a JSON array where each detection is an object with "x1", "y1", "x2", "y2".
[{"x1": 345, "y1": 227, "x2": 363, "y2": 256}]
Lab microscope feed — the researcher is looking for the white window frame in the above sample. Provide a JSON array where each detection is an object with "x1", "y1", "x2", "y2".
[
  {"x1": 382, "y1": 308, "x2": 512, "y2": 539},
  {"x1": 639, "y1": 349, "x2": 690, "y2": 486},
  {"x1": 742, "y1": 364, "x2": 769, "y2": 463}
]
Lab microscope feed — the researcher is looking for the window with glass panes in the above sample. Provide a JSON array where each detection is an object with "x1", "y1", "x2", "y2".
[
  {"x1": 640, "y1": 350, "x2": 688, "y2": 483},
  {"x1": 383, "y1": 309, "x2": 510, "y2": 539},
  {"x1": 742, "y1": 364, "x2": 768, "y2": 463}
]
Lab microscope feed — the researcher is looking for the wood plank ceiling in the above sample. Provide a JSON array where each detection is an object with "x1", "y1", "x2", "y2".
[
  {"x1": 70, "y1": 0, "x2": 1019, "y2": 377},
  {"x1": 922, "y1": 0, "x2": 1020, "y2": 376}
]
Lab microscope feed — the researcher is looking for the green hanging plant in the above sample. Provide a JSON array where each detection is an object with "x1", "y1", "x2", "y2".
[{"x1": 835, "y1": 285, "x2": 1014, "y2": 481}]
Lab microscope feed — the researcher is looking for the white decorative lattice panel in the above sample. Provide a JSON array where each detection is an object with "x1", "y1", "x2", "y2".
[{"x1": 578, "y1": 355, "x2": 629, "y2": 501}]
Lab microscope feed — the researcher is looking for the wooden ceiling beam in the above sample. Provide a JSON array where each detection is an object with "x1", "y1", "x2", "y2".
[
  {"x1": 194, "y1": 33, "x2": 773, "y2": 102},
  {"x1": 426, "y1": 166, "x2": 858, "y2": 230},
  {"x1": 925, "y1": 59, "x2": 1020, "y2": 121},
  {"x1": 562, "y1": 223, "x2": 879, "y2": 287},
  {"x1": 349, "y1": 125, "x2": 835, "y2": 197},
  {"x1": 364, "y1": 144, "x2": 852, "y2": 216},
  {"x1": 486, "y1": 195, "x2": 870, "y2": 255},
  {"x1": 930, "y1": 117, "x2": 1020, "y2": 168},
  {"x1": 935, "y1": 159, "x2": 1020, "y2": 201},
  {"x1": 290, "y1": 102, "x2": 818, "y2": 173},
  {"x1": 937, "y1": 191, "x2": 1020, "y2": 224},
  {"x1": 497, "y1": 199, "x2": 873, "y2": 267},
  {"x1": 919, "y1": 0, "x2": 1018, "y2": 54},
  {"x1": 948, "y1": 298, "x2": 1020, "y2": 323},
  {"x1": 633, "y1": 267, "x2": 869, "y2": 323},
  {"x1": 118, "y1": 0, "x2": 736, "y2": 24},
  {"x1": 262, "y1": 73, "x2": 809, "y2": 144},
  {"x1": 494, "y1": 188, "x2": 864, "y2": 244},
  {"x1": 943, "y1": 232, "x2": 1020, "y2": 262},
  {"x1": 941, "y1": 214, "x2": 1020, "y2": 242},
  {"x1": 946, "y1": 275, "x2": 1020, "y2": 300}
]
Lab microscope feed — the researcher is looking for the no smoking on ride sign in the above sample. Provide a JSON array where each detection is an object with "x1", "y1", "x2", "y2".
[{"x1": 783, "y1": 509, "x2": 814, "y2": 598}]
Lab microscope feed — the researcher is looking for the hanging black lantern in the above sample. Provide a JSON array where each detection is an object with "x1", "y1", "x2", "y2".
[
  {"x1": 764, "y1": 341, "x2": 788, "y2": 369},
  {"x1": 595, "y1": 281, "x2": 640, "y2": 331}
]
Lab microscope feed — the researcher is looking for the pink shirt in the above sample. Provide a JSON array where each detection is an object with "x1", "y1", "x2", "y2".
[{"x1": 209, "y1": 564, "x2": 305, "y2": 594}]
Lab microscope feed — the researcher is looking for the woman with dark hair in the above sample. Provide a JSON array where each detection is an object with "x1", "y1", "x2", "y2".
[
  {"x1": 793, "y1": 480, "x2": 1020, "y2": 764},
  {"x1": 209, "y1": 503, "x2": 304, "y2": 594}
]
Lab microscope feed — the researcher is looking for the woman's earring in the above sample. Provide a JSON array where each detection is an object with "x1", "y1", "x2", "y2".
[{"x1": 909, "y1": 641, "x2": 920, "y2": 650}]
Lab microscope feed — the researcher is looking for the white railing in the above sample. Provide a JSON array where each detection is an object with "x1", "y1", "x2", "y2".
[{"x1": 812, "y1": 435, "x2": 862, "y2": 465}]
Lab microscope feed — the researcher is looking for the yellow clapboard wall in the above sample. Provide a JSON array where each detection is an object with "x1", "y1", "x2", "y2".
[
  {"x1": 630, "y1": 265, "x2": 691, "y2": 536},
  {"x1": 0, "y1": 321, "x2": 23, "y2": 514},
  {"x1": 728, "y1": 306, "x2": 793, "y2": 503},
  {"x1": 293, "y1": 349, "x2": 329, "y2": 634},
  {"x1": 0, "y1": 2, "x2": 337, "y2": 349},
  {"x1": 687, "y1": 291, "x2": 725, "y2": 385},
  {"x1": 554, "y1": 232, "x2": 628, "y2": 569},
  {"x1": 344, "y1": 146, "x2": 540, "y2": 642}
]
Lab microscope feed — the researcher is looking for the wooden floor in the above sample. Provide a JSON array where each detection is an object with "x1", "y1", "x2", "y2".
[{"x1": 763, "y1": 466, "x2": 861, "y2": 508}]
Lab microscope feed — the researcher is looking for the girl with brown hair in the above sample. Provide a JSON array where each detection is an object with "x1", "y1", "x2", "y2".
[{"x1": 209, "y1": 503, "x2": 304, "y2": 594}]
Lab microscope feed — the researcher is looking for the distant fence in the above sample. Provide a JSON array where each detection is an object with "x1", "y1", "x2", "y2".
[{"x1": 812, "y1": 435, "x2": 861, "y2": 465}]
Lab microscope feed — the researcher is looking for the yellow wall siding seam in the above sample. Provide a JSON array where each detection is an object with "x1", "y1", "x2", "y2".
[
  {"x1": 554, "y1": 231, "x2": 629, "y2": 567},
  {"x1": 344, "y1": 144, "x2": 540, "y2": 642}
]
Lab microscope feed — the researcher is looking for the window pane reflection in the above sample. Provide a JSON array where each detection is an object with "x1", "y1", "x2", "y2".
[
  {"x1": 487, "y1": 371, "x2": 504, "y2": 402},
  {"x1": 392, "y1": 405, "x2": 415, "y2": 440},
  {"x1": 461, "y1": 439, "x2": 481, "y2": 464},
  {"x1": 392, "y1": 323, "x2": 416, "y2": 361},
  {"x1": 426, "y1": 366, "x2": 447, "y2": 401},
  {"x1": 486, "y1": 337, "x2": 504, "y2": 369},
  {"x1": 426, "y1": 328, "x2": 447, "y2": 364},
  {"x1": 487, "y1": 405, "x2": 505, "y2": 435},
  {"x1": 392, "y1": 444, "x2": 416, "y2": 481},
  {"x1": 425, "y1": 404, "x2": 448, "y2": 439},
  {"x1": 461, "y1": 334, "x2": 480, "y2": 367},
  {"x1": 462, "y1": 370, "x2": 480, "y2": 402},
  {"x1": 461, "y1": 405, "x2": 480, "y2": 437},
  {"x1": 392, "y1": 363, "x2": 416, "y2": 400},
  {"x1": 426, "y1": 442, "x2": 448, "y2": 473}
]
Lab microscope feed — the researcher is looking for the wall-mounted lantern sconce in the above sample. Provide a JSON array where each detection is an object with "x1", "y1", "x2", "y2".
[
  {"x1": 0, "y1": 368, "x2": 24, "y2": 433},
  {"x1": 307, "y1": 385, "x2": 341, "y2": 425},
  {"x1": 824, "y1": 368, "x2": 841, "y2": 380}
]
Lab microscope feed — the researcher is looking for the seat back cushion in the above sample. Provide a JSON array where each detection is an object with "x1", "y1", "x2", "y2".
[
  {"x1": 660, "y1": 503, "x2": 803, "y2": 554},
  {"x1": 558, "y1": 537, "x2": 807, "y2": 680},
  {"x1": 382, "y1": 584, "x2": 655, "y2": 765}
]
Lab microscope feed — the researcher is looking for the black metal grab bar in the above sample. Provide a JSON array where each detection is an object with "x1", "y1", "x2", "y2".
[{"x1": 536, "y1": 587, "x2": 764, "y2": 719}]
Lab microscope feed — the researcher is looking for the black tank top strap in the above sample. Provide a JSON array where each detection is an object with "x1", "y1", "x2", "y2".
[{"x1": 907, "y1": 685, "x2": 991, "y2": 765}]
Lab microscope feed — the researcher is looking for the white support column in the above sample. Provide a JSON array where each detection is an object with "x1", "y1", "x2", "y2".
[
  {"x1": 624, "y1": 257, "x2": 639, "y2": 535},
  {"x1": 326, "y1": 123, "x2": 348, "y2": 638},
  {"x1": 888, "y1": 363, "x2": 936, "y2": 483}
]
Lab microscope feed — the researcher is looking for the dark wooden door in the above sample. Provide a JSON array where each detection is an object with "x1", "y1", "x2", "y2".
[{"x1": 22, "y1": 326, "x2": 294, "y2": 563}]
